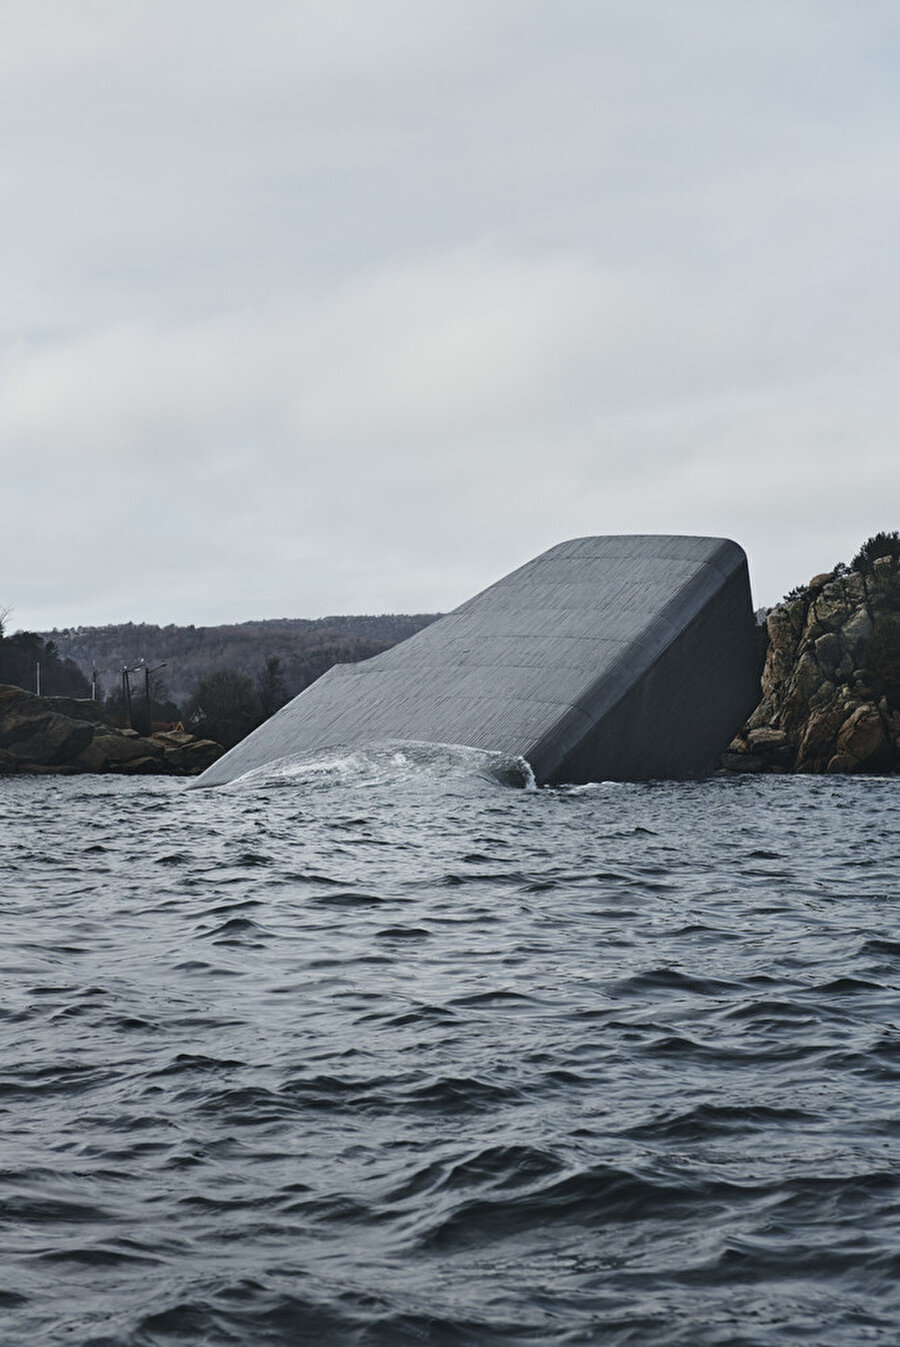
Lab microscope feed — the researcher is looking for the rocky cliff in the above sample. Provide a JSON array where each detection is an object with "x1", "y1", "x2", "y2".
[
  {"x1": 0, "y1": 686, "x2": 224, "y2": 776},
  {"x1": 724, "y1": 553, "x2": 899, "y2": 774}
]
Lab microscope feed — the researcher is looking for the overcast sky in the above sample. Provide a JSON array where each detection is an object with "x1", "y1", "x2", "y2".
[{"x1": 3, "y1": 0, "x2": 899, "y2": 631}]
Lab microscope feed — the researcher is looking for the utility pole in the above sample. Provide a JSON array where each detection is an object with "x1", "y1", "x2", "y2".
[
  {"x1": 129, "y1": 659, "x2": 150, "y2": 737},
  {"x1": 142, "y1": 662, "x2": 167, "y2": 736},
  {"x1": 121, "y1": 661, "x2": 163, "y2": 733},
  {"x1": 91, "y1": 666, "x2": 98, "y2": 701},
  {"x1": 122, "y1": 666, "x2": 132, "y2": 728},
  {"x1": 35, "y1": 661, "x2": 42, "y2": 696}
]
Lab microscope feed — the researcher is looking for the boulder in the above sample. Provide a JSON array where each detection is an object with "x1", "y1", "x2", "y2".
[
  {"x1": 75, "y1": 731, "x2": 165, "y2": 772},
  {"x1": 796, "y1": 703, "x2": 852, "y2": 773},
  {"x1": 747, "y1": 727, "x2": 787, "y2": 751},
  {"x1": 3, "y1": 712, "x2": 93, "y2": 766},
  {"x1": 813, "y1": 632, "x2": 841, "y2": 672},
  {"x1": 890, "y1": 710, "x2": 900, "y2": 750},
  {"x1": 835, "y1": 704, "x2": 888, "y2": 768},
  {"x1": 157, "y1": 737, "x2": 224, "y2": 773},
  {"x1": 826, "y1": 753, "x2": 858, "y2": 773},
  {"x1": 720, "y1": 751, "x2": 765, "y2": 773},
  {"x1": 722, "y1": 552, "x2": 898, "y2": 776},
  {"x1": 40, "y1": 695, "x2": 112, "y2": 725},
  {"x1": 116, "y1": 756, "x2": 169, "y2": 775},
  {"x1": 0, "y1": 683, "x2": 224, "y2": 776},
  {"x1": 841, "y1": 610, "x2": 874, "y2": 656}
]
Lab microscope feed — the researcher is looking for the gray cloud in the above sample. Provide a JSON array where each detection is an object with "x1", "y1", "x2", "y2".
[{"x1": 2, "y1": 1, "x2": 899, "y2": 630}]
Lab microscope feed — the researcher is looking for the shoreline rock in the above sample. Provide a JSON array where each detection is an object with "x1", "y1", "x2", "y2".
[
  {"x1": 0, "y1": 686, "x2": 224, "y2": 776},
  {"x1": 722, "y1": 554, "x2": 899, "y2": 775}
]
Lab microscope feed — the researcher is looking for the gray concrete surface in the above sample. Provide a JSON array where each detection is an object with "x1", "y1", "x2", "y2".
[{"x1": 194, "y1": 535, "x2": 761, "y2": 787}]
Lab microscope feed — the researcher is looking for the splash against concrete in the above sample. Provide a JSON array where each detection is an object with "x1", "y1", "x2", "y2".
[{"x1": 195, "y1": 536, "x2": 760, "y2": 787}]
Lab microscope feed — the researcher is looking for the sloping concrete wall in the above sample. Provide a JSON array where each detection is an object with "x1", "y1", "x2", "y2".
[{"x1": 194, "y1": 535, "x2": 760, "y2": 787}]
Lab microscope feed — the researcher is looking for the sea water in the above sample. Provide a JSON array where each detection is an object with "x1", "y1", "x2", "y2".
[{"x1": 1, "y1": 756, "x2": 898, "y2": 1345}]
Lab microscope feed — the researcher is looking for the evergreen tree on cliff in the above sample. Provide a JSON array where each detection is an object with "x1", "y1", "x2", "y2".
[{"x1": 851, "y1": 531, "x2": 900, "y2": 575}]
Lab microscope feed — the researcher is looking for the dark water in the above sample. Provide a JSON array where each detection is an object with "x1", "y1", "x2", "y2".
[{"x1": 1, "y1": 748, "x2": 898, "y2": 1346}]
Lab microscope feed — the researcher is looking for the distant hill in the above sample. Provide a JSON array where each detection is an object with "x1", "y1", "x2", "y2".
[{"x1": 41, "y1": 615, "x2": 441, "y2": 709}]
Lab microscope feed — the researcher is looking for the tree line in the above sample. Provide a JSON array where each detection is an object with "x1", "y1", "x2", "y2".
[
  {"x1": 182, "y1": 657, "x2": 288, "y2": 747},
  {"x1": 38, "y1": 614, "x2": 439, "y2": 707},
  {"x1": 0, "y1": 613, "x2": 92, "y2": 699},
  {"x1": 1, "y1": 609, "x2": 440, "y2": 749}
]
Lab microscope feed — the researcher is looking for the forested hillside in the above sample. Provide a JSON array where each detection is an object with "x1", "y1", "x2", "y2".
[
  {"x1": 0, "y1": 621, "x2": 91, "y2": 699},
  {"x1": 39, "y1": 615, "x2": 440, "y2": 708}
]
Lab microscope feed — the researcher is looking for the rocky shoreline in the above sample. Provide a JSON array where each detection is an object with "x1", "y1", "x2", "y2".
[
  {"x1": 723, "y1": 553, "x2": 898, "y2": 775},
  {"x1": 2, "y1": 548, "x2": 897, "y2": 779},
  {"x1": 0, "y1": 686, "x2": 223, "y2": 776}
]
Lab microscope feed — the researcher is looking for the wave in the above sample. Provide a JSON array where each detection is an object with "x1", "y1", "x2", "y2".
[{"x1": 223, "y1": 740, "x2": 536, "y2": 792}]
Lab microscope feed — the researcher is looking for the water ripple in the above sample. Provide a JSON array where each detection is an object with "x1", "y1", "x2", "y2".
[{"x1": 0, "y1": 771, "x2": 898, "y2": 1344}]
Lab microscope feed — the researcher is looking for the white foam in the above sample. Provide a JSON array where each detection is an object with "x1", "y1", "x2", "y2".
[{"x1": 222, "y1": 740, "x2": 535, "y2": 792}]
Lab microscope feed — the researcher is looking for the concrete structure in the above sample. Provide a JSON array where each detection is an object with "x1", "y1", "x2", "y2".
[{"x1": 194, "y1": 535, "x2": 761, "y2": 787}]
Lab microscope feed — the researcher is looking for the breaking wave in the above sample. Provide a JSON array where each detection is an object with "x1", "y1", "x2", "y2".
[{"x1": 224, "y1": 739, "x2": 536, "y2": 791}]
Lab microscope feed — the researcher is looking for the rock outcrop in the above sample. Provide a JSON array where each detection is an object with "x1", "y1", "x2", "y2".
[
  {"x1": 0, "y1": 685, "x2": 224, "y2": 776},
  {"x1": 723, "y1": 554, "x2": 899, "y2": 774}
]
